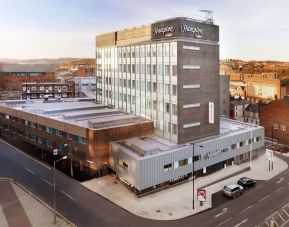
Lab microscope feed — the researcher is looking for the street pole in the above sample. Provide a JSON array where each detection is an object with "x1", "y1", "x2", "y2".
[
  {"x1": 193, "y1": 143, "x2": 195, "y2": 210},
  {"x1": 250, "y1": 130, "x2": 252, "y2": 168},
  {"x1": 41, "y1": 146, "x2": 44, "y2": 160},
  {"x1": 192, "y1": 143, "x2": 203, "y2": 210},
  {"x1": 53, "y1": 156, "x2": 67, "y2": 224}
]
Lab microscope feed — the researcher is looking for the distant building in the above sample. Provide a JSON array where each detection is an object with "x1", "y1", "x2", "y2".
[
  {"x1": 260, "y1": 96, "x2": 289, "y2": 146},
  {"x1": 220, "y1": 74, "x2": 230, "y2": 117},
  {"x1": 244, "y1": 103, "x2": 260, "y2": 125},
  {"x1": 230, "y1": 99, "x2": 250, "y2": 121},
  {"x1": 21, "y1": 82, "x2": 75, "y2": 99},
  {"x1": 0, "y1": 64, "x2": 56, "y2": 91},
  {"x1": 229, "y1": 72, "x2": 289, "y2": 102}
]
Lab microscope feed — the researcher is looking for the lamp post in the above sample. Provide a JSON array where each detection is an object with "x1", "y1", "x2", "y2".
[
  {"x1": 53, "y1": 156, "x2": 67, "y2": 224},
  {"x1": 64, "y1": 144, "x2": 73, "y2": 178},
  {"x1": 192, "y1": 143, "x2": 203, "y2": 210}
]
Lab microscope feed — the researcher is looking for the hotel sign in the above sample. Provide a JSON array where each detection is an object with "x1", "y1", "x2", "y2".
[
  {"x1": 151, "y1": 18, "x2": 218, "y2": 42},
  {"x1": 204, "y1": 148, "x2": 228, "y2": 159}
]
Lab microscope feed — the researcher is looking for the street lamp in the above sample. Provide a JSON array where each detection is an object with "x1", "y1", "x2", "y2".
[
  {"x1": 192, "y1": 143, "x2": 203, "y2": 210},
  {"x1": 53, "y1": 156, "x2": 67, "y2": 224},
  {"x1": 64, "y1": 144, "x2": 73, "y2": 178}
]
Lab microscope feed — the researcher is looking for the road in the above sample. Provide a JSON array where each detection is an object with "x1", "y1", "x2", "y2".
[{"x1": 0, "y1": 138, "x2": 289, "y2": 227}]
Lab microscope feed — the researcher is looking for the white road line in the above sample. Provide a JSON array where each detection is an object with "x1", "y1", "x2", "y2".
[
  {"x1": 283, "y1": 209, "x2": 289, "y2": 217},
  {"x1": 275, "y1": 186, "x2": 285, "y2": 193},
  {"x1": 240, "y1": 205, "x2": 253, "y2": 214},
  {"x1": 272, "y1": 217, "x2": 279, "y2": 227},
  {"x1": 259, "y1": 195, "x2": 270, "y2": 203},
  {"x1": 61, "y1": 190, "x2": 76, "y2": 202},
  {"x1": 214, "y1": 208, "x2": 228, "y2": 218},
  {"x1": 277, "y1": 178, "x2": 284, "y2": 184},
  {"x1": 25, "y1": 167, "x2": 36, "y2": 175},
  {"x1": 216, "y1": 217, "x2": 232, "y2": 227},
  {"x1": 41, "y1": 178, "x2": 53, "y2": 187},
  {"x1": 278, "y1": 213, "x2": 285, "y2": 222},
  {"x1": 233, "y1": 218, "x2": 248, "y2": 227}
]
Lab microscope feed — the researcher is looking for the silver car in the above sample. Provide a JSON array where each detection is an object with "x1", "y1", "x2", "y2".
[{"x1": 223, "y1": 184, "x2": 244, "y2": 198}]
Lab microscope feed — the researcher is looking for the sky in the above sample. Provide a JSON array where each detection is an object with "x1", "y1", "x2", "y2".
[{"x1": 1, "y1": 0, "x2": 289, "y2": 60}]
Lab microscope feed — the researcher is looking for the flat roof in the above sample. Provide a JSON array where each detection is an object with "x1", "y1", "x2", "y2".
[
  {"x1": 113, "y1": 117, "x2": 263, "y2": 158},
  {"x1": 1, "y1": 98, "x2": 149, "y2": 130}
]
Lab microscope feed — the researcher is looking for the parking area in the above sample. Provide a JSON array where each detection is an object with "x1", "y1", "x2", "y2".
[{"x1": 258, "y1": 203, "x2": 289, "y2": 227}]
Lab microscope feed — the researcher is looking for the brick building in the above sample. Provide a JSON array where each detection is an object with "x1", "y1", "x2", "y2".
[
  {"x1": 22, "y1": 82, "x2": 75, "y2": 99},
  {"x1": 0, "y1": 64, "x2": 56, "y2": 91},
  {"x1": 260, "y1": 96, "x2": 289, "y2": 146}
]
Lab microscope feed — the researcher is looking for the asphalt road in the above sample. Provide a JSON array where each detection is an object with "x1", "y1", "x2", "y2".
[{"x1": 1, "y1": 138, "x2": 289, "y2": 227}]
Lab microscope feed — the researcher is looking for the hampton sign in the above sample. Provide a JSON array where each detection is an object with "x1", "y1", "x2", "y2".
[
  {"x1": 204, "y1": 148, "x2": 228, "y2": 159},
  {"x1": 153, "y1": 24, "x2": 205, "y2": 38}
]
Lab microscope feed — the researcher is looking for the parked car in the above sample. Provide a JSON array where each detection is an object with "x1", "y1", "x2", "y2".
[
  {"x1": 237, "y1": 177, "x2": 256, "y2": 189},
  {"x1": 223, "y1": 184, "x2": 244, "y2": 198}
]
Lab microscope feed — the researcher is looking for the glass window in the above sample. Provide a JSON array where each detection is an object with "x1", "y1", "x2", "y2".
[
  {"x1": 172, "y1": 85, "x2": 177, "y2": 96},
  {"x1": 165, "y1": 65, "x2": 170, "y2": 76},
  {"x1": 172, "y1": 65, "x2": 177, "y2": 76}
]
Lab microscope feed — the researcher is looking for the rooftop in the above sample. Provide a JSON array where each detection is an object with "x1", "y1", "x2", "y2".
[
  {"x1": 1, "y1": 98, "x2": 149, "y2": 130},
  {"x1": 113, "y1": 117, "x2": 262, "y2": 159}
]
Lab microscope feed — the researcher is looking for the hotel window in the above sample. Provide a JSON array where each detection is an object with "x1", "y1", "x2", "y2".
[
  {"x1": 157, "y1": 64, "x2": 163, "y2": 75},
  {"x1": 157, "y1": 46, "x2": 162, "y2": 57},
  {"x1": 132, "y1": 96, "x2": 136, "y2": 105},
  {"x1": 127, "y1": 64, "x2": 131, "y2": 73},
  {"x1": 135, "y1": 64, "x2": 140, "y2": 74},
  {"x1": 193, "y1": 155, "x2": 201, "y2": 162},
  {"x1": 164, "y1": 163, "x2": 173, "y2": 172},
  {"x1": 171, "y1": 45, "x2": 177, "y2": 57},
  {"x1": 158, "y1": 83, "x2": 163, "y2": 93},
  {"x1": 147, "y1": 82, "x2": 151, "y2": 92},
  {"x1": 183, "y1": 103, "x2": 200, "y2": 109},
  {"x1": 22, "y1": 87, "x2": 26, "y2": 91},
  {"x1": 132, "y1": 80, "x2": 135, "y2": 89},
  {"x1": 123, "y1": 79, "x2": 127, "y2": 88},
  {"x1": 165, "y1": 103, "x2": 170, "y2": 113},
  {"x1": 164, "y1": 46, "x2": 169, "y2": 57},
  {"x1": 239, "y1": 141, "x2": 244, "y2": 147},
  {"x1": 165, "y1": 84, "x2": 170, "y2": 95},
  {"x1": 132, "y1": 64, "x2": 136, "y2": 74},
  {"x1": 152, "y1": 65, "x2": 156, "y2": 75},
  {"x1": 172, "y1": 123, "x2": 178, "y2": 135},
  {"x1": 172, "y1": 65, "x2": 177, "y2": 76},
  {"x1": 183, "y1": 122, "x2": 200, "y2": 128},
  {"x1": 152, "y1": 82, "x2": 157, "y2": 93},
  {"x1": 140, "y1": 47, "x2": 145, "y2": 58},
  {"x1": 273, "y1": 124, "x2": 278, "y2": 130},
  {"x1": 31, "y1": 86, "x2": 36, "y2": 91},
  {"x1": 159, "y1": 101, "x2": 164, "y2": 112},
  {"x1": 141, "y1": 81, "x2": 145, "y2": 91},
  {"x1": 165, "y1": 65, "x2": 170, "y2": 76},
  {"x1": 172, "y1": 85, "x2": 177, "y2": 96},
  {"x1": 152, "y1": 47, "x2": 156, "y2": 57},
  {"x1": 153, "y1": 100, "x2": 157, "y2": 111},
  {"x1": 183, "y1": 65, "x2": 200, "y2": 69},
  {"x1": 179, "y1": 159, "x2": 188, "y2": 167},
  {"x1": 147, "y1": 65, "x2": 151, "y2": 74},
  {"x1": 147, "y1": 48, "x2": 151, "y2": 57},
  {"x1": 172, "y1": 104, "x2": 177, "y2": 115},
  {"x1": 281, "y1": 125, "x2": 287, "y2": 131},
  {"x1": 140, "y1": 64, "x2": 145, "y2": 74}
]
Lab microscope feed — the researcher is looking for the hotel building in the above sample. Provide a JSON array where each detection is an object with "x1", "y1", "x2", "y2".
[{"x1": 96, "y1": 17, "x2": 220, "y2": 143}]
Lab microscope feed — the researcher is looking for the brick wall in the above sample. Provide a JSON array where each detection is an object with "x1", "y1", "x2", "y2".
[{"x1": 260, "y1": 99, "x2": 289, "y2": 146}]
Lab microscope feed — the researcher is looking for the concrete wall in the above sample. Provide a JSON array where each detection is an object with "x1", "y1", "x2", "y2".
[{"x1": 220, "y1": 75, "x2": 230, "y2": 117}]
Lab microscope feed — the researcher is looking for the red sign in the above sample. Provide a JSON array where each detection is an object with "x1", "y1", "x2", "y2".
[{"x1": 197, "y1": 189, "x2": 206, "y2": 202}]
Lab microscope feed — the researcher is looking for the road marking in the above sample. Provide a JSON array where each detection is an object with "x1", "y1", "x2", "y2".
[
  {"x1": 25, "y1": 167, "x2": 36, "y2": 175},
  {"x1": 278, "y1": 213, "x2": 285, "y2": 222},
  {"x1": 214, "y1": 208, "x2": 228, "y2": 218},
  {"x1": 259, "y1": 195, "x2": 270, "y2": 203},
  {"x1": 41, "y1": 178, "x2": 53, "y2": 187},
  {"x1": 216, "y1": 217, "x2": 232, "y2": 227},
  {"x1": 271, "y1": 217, "x2": 279, "y2": 227},
  {"x1": 233, "y1": 218, "x2": 248, "y2": 227},
  {"x1": 61, "y1": 190, "x2": 76, "y2": 202},
  {"x1": 283, "y1": 209, "x2": 289, "y2": 217},
  {"x1": 277, "y1": 178, "x2": 284, "y2": 184},
  {"x1": 274, "y1": 186, "x2": 285, "y2": 193},
  {"x1": 240, "y1": 205, "x2": 253, "y2": 214},
  {"x1": 0, "y1": 138, "x2": 51, "y2": 170}
]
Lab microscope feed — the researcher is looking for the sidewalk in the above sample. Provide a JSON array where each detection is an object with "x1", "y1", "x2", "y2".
[
  {"x1": 82, "y1": 154, "x2": 288, "y2": 220},
  {"x1": 0, "y1": 179, "x2": 74, "y2": 227}
]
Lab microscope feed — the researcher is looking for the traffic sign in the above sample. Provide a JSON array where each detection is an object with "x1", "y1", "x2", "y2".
[
  {"x1": 266, "y1": 149, "x2": 273, "y2": 161},
  {"x1": 53, "y1": 149, "x2": 58, "y2": 156},
  {"x1": 197, "y1": 189, "x2": 206, "y2": 202}
]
